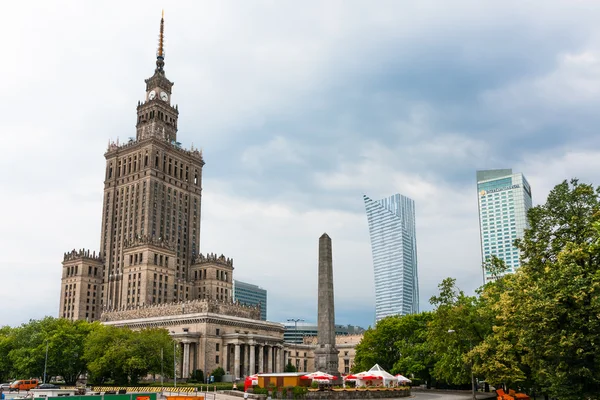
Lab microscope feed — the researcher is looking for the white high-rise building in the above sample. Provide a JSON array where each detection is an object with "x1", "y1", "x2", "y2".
[
  {"x1": 363, "y1": 193, "x2": 419, "y2": 322},
  {"x1": 477, "y1": 169, "x2": 532, "y2": 283}
]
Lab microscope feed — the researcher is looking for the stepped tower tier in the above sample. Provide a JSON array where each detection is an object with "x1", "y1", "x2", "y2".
[
  {"x1": 60, "y1": 249, "x2": 104, "y2": 321},
  {"x1": 99, "y1": 12, "x2": 205, "y2": 312},
  {"x1": 136, "y1": 12, "x2": 179, "y2": 142}
]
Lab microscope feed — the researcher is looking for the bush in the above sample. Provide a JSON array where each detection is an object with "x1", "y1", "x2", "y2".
[
  {"x1": 284, "y1": 362, "x2": 297, "y2": 373},
  {"x1": 292, "y1": 386, "x2": 307, "y2": 399},
  {"x1": 188, "y1": 369, "x2": 205, "y2": 383},
  {"x1": 253, "y1": 387, "x2": 268, "y2": 395},
  {"x1": 210, "y1": 367, "x2": 225, "y2": 383}
]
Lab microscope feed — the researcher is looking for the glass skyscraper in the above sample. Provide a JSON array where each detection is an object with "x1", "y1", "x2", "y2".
[
  {"x1": 477, "y1": 169, "x2": 532, "y2": 283},
  {"x1": 233, "y1": 280, "x2": 267, "y2": 320},
  {"x1": 363, "y1": 193, "x2": 419, "y2": 322}
]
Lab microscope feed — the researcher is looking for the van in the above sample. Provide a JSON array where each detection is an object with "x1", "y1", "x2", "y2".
[{"x1": 9, "y1": 379, "x2": 39, "y2": 392}]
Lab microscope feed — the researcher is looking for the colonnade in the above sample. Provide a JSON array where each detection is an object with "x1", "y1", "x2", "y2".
[
  {"x1": 224, "y1": 342, "x2": 286, "y2": 379},
  {"x1": 176, "y1": 340, "x2": 199, "y2": 379}
]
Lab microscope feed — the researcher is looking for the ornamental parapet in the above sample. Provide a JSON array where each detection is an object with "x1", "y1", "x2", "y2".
[
  {"x1": 63, "y1": 248, "x2": 102, "y2": 262},
  {"x1": 194, "y1": 252, "x2": 233, "y2": 267},
  {"x1": 100, "y1": 298, "x2": 260, "y2": 322},
  {"x1": 105, "y1": 136, "x2": 204, "y2": 162},
  {"x1": 123, "y1": 235, "x2": 176, "y2": 252}
]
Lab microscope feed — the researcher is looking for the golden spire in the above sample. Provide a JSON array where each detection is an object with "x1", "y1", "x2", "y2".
[{"x1": 156, "y1": 10, "x2": 165, "y2": 72}]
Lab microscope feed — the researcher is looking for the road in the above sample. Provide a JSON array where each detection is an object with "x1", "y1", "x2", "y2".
[{"x1": 411, "y1": 391, "x2": 496, "y2": 400}]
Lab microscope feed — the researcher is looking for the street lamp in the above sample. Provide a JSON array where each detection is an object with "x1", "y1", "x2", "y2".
[
  {"x1": 171, "y1": 331, "x2": 177, "y2": 388},
  {"x1": 287, "y1": 319, "x2": 304, "y2": 372},
  {"x1": 287, "y1": 319, "x2": 304, "y2": 344},
  {"x1": 43, "y1": 340, "x2": 49, "y2": 384},
  {"x1": 447, "y1": 330, "x2": 476, "y2": 400}
]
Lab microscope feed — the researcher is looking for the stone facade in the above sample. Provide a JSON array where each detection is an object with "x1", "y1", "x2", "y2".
[
  {"x1": 297, "y1": 335, "x2": 363, "y2": 375},
  {"x1": 57, "y1": 15, "x2": 287, "y2": 383},
  {"x1": 100, "y1": 298, "x2": 260, "y2": 322},
  {"x1": 58, "y1": 15, "x2": 238, "y2": 320},
  {"x1": 315, "y1": 234, "x2": 340, "y2": 376},
  {"x1": 60, "y1": 249, "x2": 104, "y2": 321},
  {"x1": 105, "y1": 309, "x2": 286, "y2": 380}
]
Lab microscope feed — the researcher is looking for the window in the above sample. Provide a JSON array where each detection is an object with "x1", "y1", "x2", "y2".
[
  {"x1": 216, "y1": 329, "x2": 220, "y2": 336},
  {"x1": 216, "y1": 355, "x2": 219, "y2": 364},
  {"x1": 216, "y1": 343, "x2": 220, "y2": 351}
]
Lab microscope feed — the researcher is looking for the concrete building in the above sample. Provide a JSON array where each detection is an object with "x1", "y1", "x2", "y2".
[
  {"x1": 233, "y1": 280, "x2": 267, "y2": 320},
  {"x1": 477, "y1": 169, "x2": 532, "y2": 283},
  {"x1": 57, "y1": 13, "x2": 364, "y2": 380},
  {"x1": 363, "y1": 194, "x2": 419, "y2": 322},
  {"x1": 290, "y1": 335, "x2": 363, "y2": 375},
  {"x1": 282, "y1": 322, "x2": 365, "y2": 344}
]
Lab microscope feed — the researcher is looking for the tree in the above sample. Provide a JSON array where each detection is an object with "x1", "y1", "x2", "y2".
[
  {"x1": 428, "y1": 278, "x2": 490, "y2": 388},
  {"x1": 0, "y1": 326, "x2": 15, "y2": 382},
  {"x1": 390, "y1": 312, "x2": 435, "y2": 387},
  {"x1": 5, "y1": 317, "x2": 92, "y2": 384},
  {"x1": 474, "y1": 179, "x2": 600, "y2": 399},
  {"x1": 211, "y1": 367, "x2": 225, "y2": 382},
  {"x1": 84, "y1": 325, "x2": 175, "y2": 384},
  {"x1": 353, "y1": 316, "x2": 403, "y2": 372}
]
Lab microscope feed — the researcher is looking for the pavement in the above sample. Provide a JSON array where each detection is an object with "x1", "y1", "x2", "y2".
[
  {"x1": 411, "y1": 392, "x2": 496, "y2": 400},
  {"x1": 206, "y1": 391, "x2": 497, "y2": 400}
]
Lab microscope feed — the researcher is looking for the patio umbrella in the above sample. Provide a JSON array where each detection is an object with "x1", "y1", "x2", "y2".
[
  {"x1": 344, "y1": 375, "x2": 358, "y2": 380},
  {"x1": 395, "y1": 374, "x2": 411, "y2": 383}
]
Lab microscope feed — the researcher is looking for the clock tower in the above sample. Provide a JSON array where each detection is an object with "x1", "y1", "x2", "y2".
[{"x1": 136, "y1": 11, "x2": 179, "y2": 143}]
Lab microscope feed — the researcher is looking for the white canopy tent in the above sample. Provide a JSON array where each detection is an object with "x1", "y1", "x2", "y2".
[{"x1": 355, "y1": 364, "x2": 398, "y2": 387}]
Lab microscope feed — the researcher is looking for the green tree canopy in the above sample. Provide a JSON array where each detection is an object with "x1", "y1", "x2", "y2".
[
  {"x1": 474, "y1": 179, "x2": 600, "y2": 399},
  {"x1": 84, "y1": 325, "x2": 175, "y2": 384}
]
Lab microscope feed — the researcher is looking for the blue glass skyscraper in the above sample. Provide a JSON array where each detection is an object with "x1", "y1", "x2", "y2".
[{"x1": 363, "y1": 193, "x2": 419, "y2": 321}]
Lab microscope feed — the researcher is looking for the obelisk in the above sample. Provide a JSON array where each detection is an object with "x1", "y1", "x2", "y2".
[{"x1": 314, "y1": 233, "x2": 339, "y2": 376}]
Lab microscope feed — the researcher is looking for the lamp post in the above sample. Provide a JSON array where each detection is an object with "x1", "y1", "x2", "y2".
[
  {"x1": 287, "y1": 318, "x2": 304, "y2": 372},
  {"x1": 447, "y1": 330, "x2": 476, "y2": 400},
  {"x1": 43, "y1": 340, "x2": 49, "y2": 384},
  {"x1": 287, "y1": 318, "x2": 304, "y2": 344},
  {"x1": 171, "y1": 331, "x2": 177, "y2": 388}
]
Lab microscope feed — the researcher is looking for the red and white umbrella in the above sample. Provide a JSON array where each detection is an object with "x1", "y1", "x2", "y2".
[
  {"x1": 343, "y1": 374, "x2": 358, "y2": 381},
  {"x1": 301, "y1": 371, "x2": 336, "y2": 379}
]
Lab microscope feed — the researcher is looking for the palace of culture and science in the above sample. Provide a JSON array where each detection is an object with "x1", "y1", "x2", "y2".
[
  {"x1": 57, "y1": 14, "x2": 360, "y2": 379},
  {"x1": 58, "y1": 14, "x2": 288, "y2": 379}
]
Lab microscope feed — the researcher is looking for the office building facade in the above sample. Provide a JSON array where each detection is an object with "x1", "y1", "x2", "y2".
[
  {"x1": 477, "y1": 169, "x2": 532, "y2": 283},
  {"x1": 363, "y1": 193, "x2": 419, "y2": 321},
  {"x1": 234, "y1": 280, "x2": 267, "y2": 320},
  {"x1": 282, "y1": 321, "x2": 365, "y2": 344}
]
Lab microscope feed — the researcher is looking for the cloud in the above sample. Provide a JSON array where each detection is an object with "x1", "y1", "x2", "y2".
[{"x1": 4, "y1": 0, "x2": 600, "y2": 329}]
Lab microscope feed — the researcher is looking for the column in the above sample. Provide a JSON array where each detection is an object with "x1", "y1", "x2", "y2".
[
  {"x1": 267, "y1": 346, "x2": 273, "y2": 373},
  {"x1": 223, "y1": 344, "x2": 229, "y2": 374},
  {"x1": 278, "y1": 346, "x2": 284, "y2": 373},
  {"x1": 273, "y1": 347, "x2": 279, "y2": 372},
  {"x1": 249, "y1": 344, "x2": 256, "y2": 375},
  {"x1": 234, "y1": 344, "x2": 241, "y2": 379},
  {"x1": 183, "y1": 342, "x2": 190, "y2": 379},
  {"x1": 258, "y1": 345, "x2": 264, "y2": 373},
  {"x1": 242, "y1": 343, "x2": 250, "y2": 376}
]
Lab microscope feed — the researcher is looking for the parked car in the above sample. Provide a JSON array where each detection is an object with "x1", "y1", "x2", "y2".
[
  {"x1": 0, "y1": 383, "x2": 11, "y2": 390},
  {"x1": 37, "y1": 384, "x2": 60, "y2": 389},
  {"x1": 9, "y1": 379, "x2": 39, "y2": 392}
]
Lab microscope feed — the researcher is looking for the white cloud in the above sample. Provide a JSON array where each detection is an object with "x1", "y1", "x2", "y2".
[{"x1": 5, "y1": 0, "x2": 600, "y2": 328}]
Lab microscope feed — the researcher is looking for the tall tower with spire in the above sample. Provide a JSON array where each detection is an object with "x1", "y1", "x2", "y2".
[{"x1": 59, "y1": 13, "x2": 209, "y2": 320}]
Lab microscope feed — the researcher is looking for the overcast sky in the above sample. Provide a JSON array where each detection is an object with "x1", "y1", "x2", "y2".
[{"x1": 3, "y1": 0, "x2": 600, "y2": 329}]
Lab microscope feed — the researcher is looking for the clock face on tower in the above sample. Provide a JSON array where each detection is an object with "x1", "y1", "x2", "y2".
[
  {"x1": 148, "y1": 90, "x2": 156, "y2": 100},
  {"x1": 160, "y1": 91, "x2": 168, "y2": 101}
]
